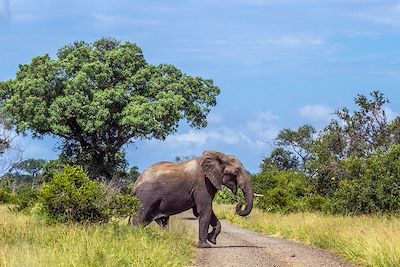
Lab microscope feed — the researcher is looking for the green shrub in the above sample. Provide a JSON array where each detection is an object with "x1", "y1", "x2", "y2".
[
  {"x1": 252, "y1": 171, "x2": 314, "y2": 212},
  {"x1": 111, "y1": 193, "x2": 140, "y2": 219},
  {"x1": 39, "y1": 166, "x2": 110, "y2": 223},
  {"x1": 303, "y1": 195, "x2": 328, "y2": 212},
  {"x1": 11, "y1": 186, "x2": 38, "y2": 211},
  {"x1": 327, "y1": 146, "x2": 400, "y2": 214},
  {"x1": 38, "y1": 165, "x2": 139, "y2": 223},
  {"x1": 0, "y1": 187, "x2": 13, "y2": 203},
  {"x1": 214, "y1": 187, "x2": 243, "y2": 204}
]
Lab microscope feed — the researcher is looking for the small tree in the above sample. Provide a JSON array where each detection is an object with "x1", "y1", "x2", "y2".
[
  {"x1": 335, "y1": 90, "x2": 392, "y2": 157},
  {"x1": 274, "y1": 124, "x2": 316, "y2": 171},
  {"x1": 261, "y1": 148, "x2": 299, "y2": 172},
  {"x1": 1, "y1": 38, "x2": 220, "y2": 179},
  {"x1": 10, "y1": 158, "x2": 46, "y2": 180}
]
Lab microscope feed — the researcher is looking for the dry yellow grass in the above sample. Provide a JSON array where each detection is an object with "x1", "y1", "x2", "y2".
[
  {"x1": 215, "y1": 204, "x2": 400, "y2": 267},
  {"x1": 0, "y1": 206, "x2": 196, "y2": 267}
]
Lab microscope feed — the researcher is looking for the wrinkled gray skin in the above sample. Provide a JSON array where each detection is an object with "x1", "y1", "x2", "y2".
[{"x1": 131, "y1": 151, "x2": 254, "y2": 248}]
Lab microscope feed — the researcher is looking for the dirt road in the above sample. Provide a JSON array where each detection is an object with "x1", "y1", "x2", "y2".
[{"x1": 180, "y1": 214, "x2": 358, "y2": 267}]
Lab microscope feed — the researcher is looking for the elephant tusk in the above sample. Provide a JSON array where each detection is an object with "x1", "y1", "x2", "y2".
[{"x1": 253, "y1": 193, "x2": 264, "y2": 197}]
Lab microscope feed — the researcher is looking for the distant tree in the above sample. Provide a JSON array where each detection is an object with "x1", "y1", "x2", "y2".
[
  {"x1": 274, "y1": 124, "x2": 316, "y2": 171},
  {"x1": 127, "y1": 166, "x2": 140, "y2": 182},
  {"x1": 0, "y1": 38, "x2": 220, "y2": 179},
  {"x1": 310, "y1": 91, "x2": 398, "y2": 195},
  {"x1": 10, "y1": 158, "x2": 46, "y2": 180},
  {"x1": 261, "y1": 148, "x2": 299, "y2": 172},
  {"x1": 335, "y1": 90, "x2": 392, "y2": 157}
]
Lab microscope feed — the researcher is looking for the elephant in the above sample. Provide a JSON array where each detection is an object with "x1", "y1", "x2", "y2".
[{"x1": 131, "y1": 151, "x2": 254, "y2": 248}]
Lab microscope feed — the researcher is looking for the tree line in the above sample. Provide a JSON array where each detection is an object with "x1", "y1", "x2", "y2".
[{"x1": 249, "y1": 91, "x2": 400, "y2": 214}]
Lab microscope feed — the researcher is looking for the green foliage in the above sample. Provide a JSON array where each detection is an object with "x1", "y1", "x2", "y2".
[
  {"x1": 39, "y1": 165, "x2": 139, "y2": 223},
  {"x1": 127, "y1": 166, "x2": 140, "y2": 183},
  {"x1": 261, "y1": 148, "x2": 299, "y2": 172},
  {"x1": 0, "y1": 187, "x2": 13, "y2": 203},
  {"x1": 274, "y1": 125, "x2": 316, "y2": 171},
  {"x1": 328, "y1": 146, "x2": 400, "y2": 215},
  {"x1": 39, "y1": 166, "x2": 110, "y2": 223},
  {"x1": 252, "y1": 170, "x2": 315, "y2": 212},
  {"x1": 257, "y1": 145, "x2": 400, "y2": 215},
  {"x1": 11, "y1": 185, "x2": 38, "y2": 211},
  {"x1": 11, "y1": 158, "x2": 46, "y2": 179},
  {"x1": 214, "y1": 187, "x2": 244, "y2": 204},
  {"x1": 1, "y1": 37, "x2": 220, "y2": 179},
  {"x1": 111, "y1": 193, "x2": 140, "y2": 219}
]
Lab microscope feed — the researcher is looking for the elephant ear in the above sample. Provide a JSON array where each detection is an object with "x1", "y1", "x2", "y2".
[{"x1": 201, "y1": 151, "x2": 226, "y2": 190}]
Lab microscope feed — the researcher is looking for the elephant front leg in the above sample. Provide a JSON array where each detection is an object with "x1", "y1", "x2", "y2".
[
  {"x1": 207, "y1": 212, "x2": 221, "y2": 245},
  {"x1": 198, "y1": 209, "x2": 212, "y2": 248}
]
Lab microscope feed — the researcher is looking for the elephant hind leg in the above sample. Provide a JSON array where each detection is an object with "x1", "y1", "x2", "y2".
[
  {"x1": 132, "y1": 198, "x2": 161, "y2": 226},
  {"x1": 207, "y1": 212, "x2": 221, "y2": 245},
  {"x1": 155, "y1": 216, "x2": 170, "y2": 228}
]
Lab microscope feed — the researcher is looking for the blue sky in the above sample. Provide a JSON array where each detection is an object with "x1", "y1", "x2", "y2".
[{"x1": 1, "y1": 0, "x2": 400, "y2": 173}]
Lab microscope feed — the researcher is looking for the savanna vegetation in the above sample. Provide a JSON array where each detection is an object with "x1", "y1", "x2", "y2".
[{"x1": 0, "y1": 36, "x2": 399, "y2": 266}]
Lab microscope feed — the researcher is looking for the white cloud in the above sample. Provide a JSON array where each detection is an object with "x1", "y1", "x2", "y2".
[
  {"x1": 299, "y1": 104, "x2": 334, "y2": 122},
  {"x1": 165, "y1": 127, "x2": 246, "y2": 146},
  {"x1": 246, "y1": 111, "x2": 279, "y2": 132}
]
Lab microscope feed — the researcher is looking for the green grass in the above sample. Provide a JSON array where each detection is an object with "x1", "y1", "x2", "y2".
[
  {"x1": 215, "y1": 204, "x2": 400, "y2": 267},
  {"x1": 0, "y1": 206, "x2": 196, "y2": 267}
]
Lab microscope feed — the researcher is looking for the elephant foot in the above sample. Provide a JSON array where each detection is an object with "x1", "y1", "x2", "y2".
[
  {"x1": 207, "y1": 233, "x2": 217, "y2": 245},
  {"x1": 197, "y1": 241, "x2": 212, "y2": 248}
]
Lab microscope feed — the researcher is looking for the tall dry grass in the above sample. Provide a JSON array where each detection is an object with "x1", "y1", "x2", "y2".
[
  {"x1": 215, "y1": 204, "x2": 400, "y2": 267},
  {"x1": 0, "y1": 206, "x2": 196, "y2": 267}
]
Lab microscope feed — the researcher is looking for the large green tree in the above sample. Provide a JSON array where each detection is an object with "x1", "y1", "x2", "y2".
[{"x1": 0, "y1": 38, "x2": 220, "y2": 179}]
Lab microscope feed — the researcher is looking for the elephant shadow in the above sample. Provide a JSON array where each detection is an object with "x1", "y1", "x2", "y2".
[{"x1": 211, "y1": 245, "x2": 264, "y2": 249}]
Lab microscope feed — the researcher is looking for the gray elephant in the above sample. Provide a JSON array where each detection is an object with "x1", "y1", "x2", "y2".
[{"x1": 131, "y1": 151, "x2": 254, "y2": 248}]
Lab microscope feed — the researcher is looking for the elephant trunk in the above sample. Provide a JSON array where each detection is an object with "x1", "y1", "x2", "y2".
[{"x1": 235, "y1": 172, "x2": 254, "y2": 217}]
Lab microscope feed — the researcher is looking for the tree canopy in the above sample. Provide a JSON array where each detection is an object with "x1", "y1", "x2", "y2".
[{"x1": 0, "y1": 38, "x2": 220, "y2": 179}]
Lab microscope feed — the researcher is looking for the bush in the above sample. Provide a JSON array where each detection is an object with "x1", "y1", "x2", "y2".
[
  {"x1": 111, "y1": 193, "x2": 140, "y2": 219},
  {"x1": 11, "y1": 186, "x2": 38, "y2": 211},
  {"x1": 252, "y1": 170, "x2": 314, "y2": 212},
  {"x1": 0, "y1": 187, "x2": 13, "y2": 203},
  {"x1": 214, "y1": 187, "x2": 243, "y2": 204},
  {"x1": 39, "y1": 165, "x2": 139, "y2": 223},
  {"x1": 327, "y1": 146, "x2": 400, "y2": 214}
]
